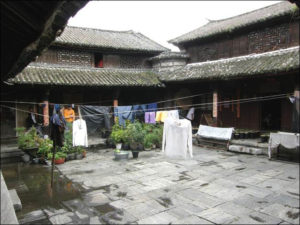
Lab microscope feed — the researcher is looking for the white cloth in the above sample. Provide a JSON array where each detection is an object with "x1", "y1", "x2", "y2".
[
  {"x1": 162, "y1": 118, "x2": 193, "y2": 159},
  {"x1": 167, "y1": 110, "x2": 179, "y2": 120},
  {"x1": 31, "y1": 112, "x2": 37, "y2": 124},
  {"x1": 197, "y1": 125, "x2": 234, "y2": 141},
  {"x1": 268, "y1": 132, "x2": 300, "y2": 159},
  {"x1": 72, "y1": 119, "x2": 88, "y2": 147},
  {"x1": 186, "y1": 107, "x2": 195, "y2": 120}
]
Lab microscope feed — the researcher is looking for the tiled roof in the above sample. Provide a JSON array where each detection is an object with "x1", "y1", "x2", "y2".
[
  {"x1": 169, "y1": 2, "x2": 298, "y2": 45},
  {"x1": 9, "y1": 64, "x2": 164, "y2": 87},
  {"x1": 53, "y1": 26, "x2": 169, "y2": 53},
  {"x1": 149, "y1": 51, "x2": 189, "y2": 61},
  {"x1": 159, "y1": 46, "x2": 299, "y2": 82}
]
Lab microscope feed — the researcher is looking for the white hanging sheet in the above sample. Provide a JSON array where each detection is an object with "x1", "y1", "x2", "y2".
[
  {"x1": 162, "y1": 118, "x2": 193, "y2": 159},
  {"x1": 73, "y1": 119, "x2": 88, "y2": 147},
  {"x1": 197, "y1": 124, "x2": 234, "y2": 141},
  {"x1": 268, "y1": 132, "x2": 300, "y2": 159}
]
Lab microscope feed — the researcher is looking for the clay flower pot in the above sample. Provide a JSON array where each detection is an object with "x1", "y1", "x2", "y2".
[{"x1": 54, "y1": 158, "x2": 65, "y2": 164}]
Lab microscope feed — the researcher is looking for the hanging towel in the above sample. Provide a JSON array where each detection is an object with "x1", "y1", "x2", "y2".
[
  {"x1": 72, "y1": 119, "x2": 88, "y2": 147},
  {"x1": 156, "y1": 111, "x2": 168, "y2": 122},
  {"x1": 145, "y1": 112, "x2": 156, "y2": 124},
  {"x1": 133, "y1": 104, "x2": 147, "y2": 122},
  {"x1": 167, "y1": 110, "x2": 179, "y2": 120},
  {"x1": 116, "y1": 106, "x2": 134, "y2": 127},
  {"x1": 186, "y1": 107, "x2": 195, "y2": 120},
  {"x1": 147, "y1": 103, "x2": 157, "y2": 112}
]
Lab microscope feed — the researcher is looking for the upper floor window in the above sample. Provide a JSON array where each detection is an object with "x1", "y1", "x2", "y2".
[{"x1": 95, "y1": 53, "x2": 103, "y2": 68}]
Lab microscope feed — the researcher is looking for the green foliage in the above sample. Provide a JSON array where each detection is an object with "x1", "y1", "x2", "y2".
[
  {"x1": 143, "y1": 133, "x2": 156, "y2": 149},
  {"x1": 126, "y1": 121, "x2": 145, "y2": 145},
  {"x1": 110, "y1": 123, "x2": 127, "y2": 144},
  {"x1": 47, "y1": 151, "x2": 67, "y2": 160},
  {"x1": 37, "y1": 138, "x2": 53, "y2": 157},
  {"x1": 15, "y1": 127, "x2": 40, "y2": 149}
]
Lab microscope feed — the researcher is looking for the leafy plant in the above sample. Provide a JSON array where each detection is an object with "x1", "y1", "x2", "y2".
[
  {"x1": 15, "y1": 127, "x2": 41, "y2": 149},
  {"x1": 47, "y1": 151, "x2": 67, "y2": 160},
  {"x1": 37, "y1": 138, "x2": 53, "y2": 157},
  {"x1": 126, "y1": 121, "x2": 145, "y2": 145},
  {"x1": 143, "y1": 133, "x2": 156, "y2": 149}
]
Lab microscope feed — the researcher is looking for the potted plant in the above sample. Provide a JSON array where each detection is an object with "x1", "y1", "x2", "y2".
[
  {"x1": 114, "y1": 149, "x2": 129, "y2": 161},
  {"x1": 144, "y1": 133, "x2": 156, "y2": 150},
  {"x1": 16, "y1": 127, "x2": 40, "y2": 158},
  {"x1": 110, "y1": 124, "x2": 124, "y2": 150},
  {"x1": 47, "y1": 152, "x2": 66, "y2": 164},
  {"x1": 82, "y1": 149, "x2": 87, "y2": 158},
  {"x1": 37, "y1": 138, "x2": 53, "y2": 163},
  {"x1": 126, "y1": 122, "x2": 145, "y2": 158},
  {"x1": 153, "y1": 125, "x2": 163, "y2": 149},
  {"x1": 75, "y1": 146, "x2": 84, "y2": 160}
]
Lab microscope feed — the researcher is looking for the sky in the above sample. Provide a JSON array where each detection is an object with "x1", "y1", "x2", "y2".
[{"x1": 68, "y1": 1, "x2": 281, "y2": 51}]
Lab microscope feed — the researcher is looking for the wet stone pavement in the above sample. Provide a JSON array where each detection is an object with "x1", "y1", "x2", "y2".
[{"x1": 51, "y1": 146, "x2": 300, "y2": 224}]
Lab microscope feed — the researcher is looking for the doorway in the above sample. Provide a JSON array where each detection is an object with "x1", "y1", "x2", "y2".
[{"x1": 261, "y1": 99, "x2": 281, "y2": 131}]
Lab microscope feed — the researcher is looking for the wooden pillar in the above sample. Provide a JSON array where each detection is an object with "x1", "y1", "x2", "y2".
[
  {"x1": 42, "y1": 90, "x2": 50, "y2": 126},
  {"x1": 237, "y1": 88, "x2": 240, "y2": 119},
  {"x1": 212, "y1": 89, "x2": 218, "y2": 127},
  {"x1": 113, "y1": 89, "x2": 120, "y2": 122}
]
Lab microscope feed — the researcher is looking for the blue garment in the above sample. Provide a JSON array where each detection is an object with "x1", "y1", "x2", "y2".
[
  {"x1": 133, "y1": 104, "x2": 147, "y2": 121},
  {"x1": 147, "y1": 103, "x2": 157, "y2": 112},
  {"x1": 50, "y1": 113, "x2": 66, "y2": 126},
  {"x1": 54, "y1": 104, "x2": 61, "y2": 112},
  {"x1": 116, "y1": 106, "x2": 134, "y2": 127}
]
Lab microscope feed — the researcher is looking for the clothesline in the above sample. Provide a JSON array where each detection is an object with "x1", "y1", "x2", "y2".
[
  {"x1": 0, "y1": 93, "x2": 292, "y2": 119},
  {"x1": 0, "y1": 91, "x2": 212, "y2": 107}
]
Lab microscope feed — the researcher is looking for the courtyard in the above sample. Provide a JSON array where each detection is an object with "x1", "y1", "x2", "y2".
[{"x1": 5, "y1": 146, "x2": 299, "y2": 224}]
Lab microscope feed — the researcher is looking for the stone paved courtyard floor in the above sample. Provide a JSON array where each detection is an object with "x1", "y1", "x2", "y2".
[{"x1": 51, "y1": 146, "x2": 299, "y2": 224}]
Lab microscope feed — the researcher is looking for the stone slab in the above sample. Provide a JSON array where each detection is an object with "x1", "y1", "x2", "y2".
[{"x1": 8, "y1": 189, "x2": 22, "y2": 212}]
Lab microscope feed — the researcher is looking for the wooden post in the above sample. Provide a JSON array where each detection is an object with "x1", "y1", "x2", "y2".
[
  {"x1": 213, "y1": 90, "x2": 218, "y2": 127},
  {"x1": 43, "y1": 100, "x2": 49, "y2": 126},
  {"x1": 237, "y1": 88, "x2": 240, "y2": 119},
  {"x1": 51, "y1": 141, "x2": 56, "y2": 188}
]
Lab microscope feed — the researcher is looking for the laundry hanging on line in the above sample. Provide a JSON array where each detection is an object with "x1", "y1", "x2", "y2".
[
  {"x1": 72, "y1": 119, "x2": 88, "y2": 147},
  {"x1": 79, "y1": 105, "x2": 112, "y2": 134},
  {"x1": 162, "y1": 117, "x2": 193, "y2": 159}
]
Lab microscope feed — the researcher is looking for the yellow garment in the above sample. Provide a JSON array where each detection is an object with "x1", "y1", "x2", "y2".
[
  {"x1": 155, "y1": 111, "x2": 168, "y2": 122},
  {"x1": 63, "y1": 108, "x2": 75, "y2": 122}
]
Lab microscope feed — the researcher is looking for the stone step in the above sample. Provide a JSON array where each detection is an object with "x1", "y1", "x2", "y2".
[
  {"x1": 8, "y1": 189, "x2": 22, "y2": 212},
  {"x1": 230, "y1": 138, "x2": 268, "y2": 149},
  {"x1": 1, "y1": 150, "x2": 24, "y2": 159},
  {"x1": 228, "y1": 145, "x2": 267, "y2": 155}
]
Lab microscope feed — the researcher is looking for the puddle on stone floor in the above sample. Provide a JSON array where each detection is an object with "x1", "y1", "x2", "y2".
[
  {"x1": 257, "y1": 201, "x2": 268, "y2": 204},
  {"x1": 236, "y1": 185, "x2": 247, "y2": 189},
  {"x1": 198, "y1": 161, "x2": 217, "y2": 166},
  {"x1": 266, "y1": 186, "x2": 272, "y2": 188},
  {"x1": 235, "y1": 167, "x2": 246, "y2": 171},
  {"x1": 287, "y1": 191, "x2": 299, "y2": 197},
  {"x1": 156, "y1": 197, "x2": 173, "y2": 208},
  {"x1": 117, "y1": 191, "x2": 127, "y2": 198},
  {"x1": 288, "y1": 176, "x2": 296, "y2": 180},
  {"x1": 200, "y1": 183, "x2": 209, "y2": 187},
  {"x1": 286, "y1": 211, "x2": 299, "y2": 219},
  {"x1": 249, "y1": 215, "x2": 265, "y2": 223},
  {"x1": 1, "y1": 162, "x2": 82, "y2": 220},
  {"x1": 95, "y1": 203, "x2": 116, "y2": 215}
]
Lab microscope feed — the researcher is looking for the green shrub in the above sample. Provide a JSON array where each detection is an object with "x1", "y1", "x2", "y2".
[
  {"x1": 15, "y1": 127, "x2": 40, "y2": 149},
  {"x1": 37, "y1": 138, "x2": 53, "y2": 157}
]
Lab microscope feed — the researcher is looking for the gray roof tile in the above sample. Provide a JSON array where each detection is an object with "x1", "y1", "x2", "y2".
[
  {"x1": 9, "y1": 64, "x2": 164, "y2": 87},
  {"x1": 54, "y1": 26, "x2": 169, "y2": 53},
  {"x1": 169, "y1": 2, "x2": 298, "y2": 45},
  {"x1": 159, "y1": 46, "x2": 299, "y2": 82}
]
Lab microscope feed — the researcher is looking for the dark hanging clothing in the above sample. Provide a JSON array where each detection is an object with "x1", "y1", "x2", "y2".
[
  {"x1": 133, "y1": 104, "x2": 147, "y2": 122},
  {"x1": 49, "y1": 113, "x2": 66, "y2": 147},
  {"x1": 80, "y1": 105, "x2": 112, "y2": 134}
]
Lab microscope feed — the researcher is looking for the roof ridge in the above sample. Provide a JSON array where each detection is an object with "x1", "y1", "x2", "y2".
[
  {"x1": 169, "y1": 1, "x2": 296, "y2": 44},
  {"x1": 206, "y1": 1, "x2": 287, "y2": 24},
  {"x1": 66, "y1": 25, "x2": 134, "y2": 34},
  {"x1": 187, "y1": 46, "x2": 299, "y2": 68},
  {"x1": 132, "y1": 32, "x2": 170, "y2": 51},
  {"x1": 27, "y1": 63, "x2": 154, "y2": 71}
]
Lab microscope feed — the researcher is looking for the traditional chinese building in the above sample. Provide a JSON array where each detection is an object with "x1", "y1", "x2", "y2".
[{"x1": 1, "y1": 1, "x2": 299, "y2": 138}]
